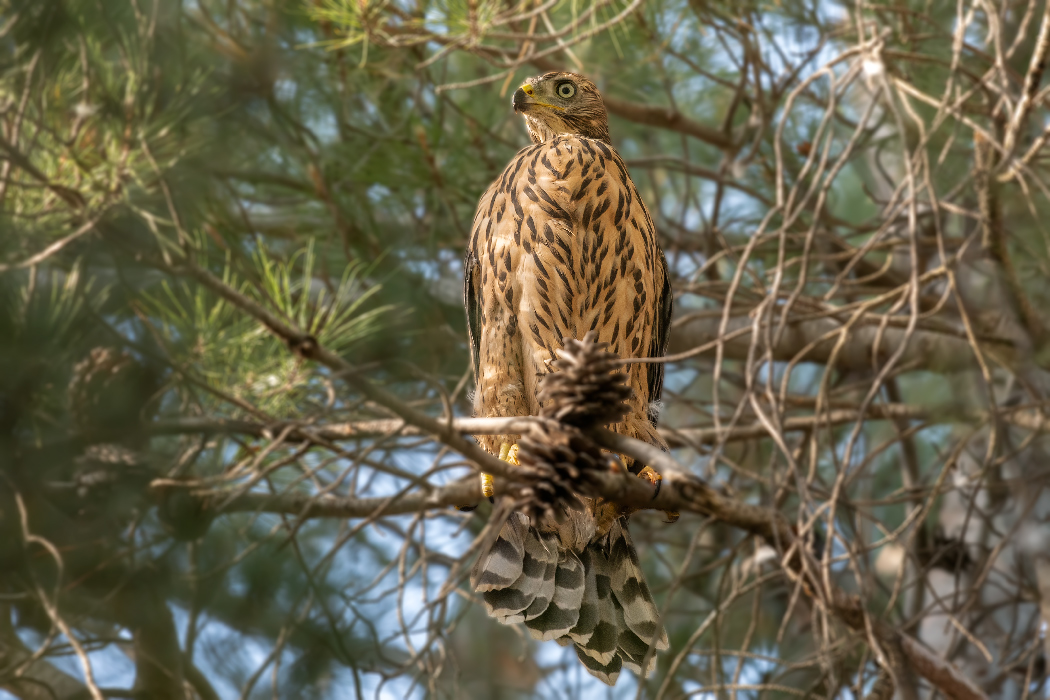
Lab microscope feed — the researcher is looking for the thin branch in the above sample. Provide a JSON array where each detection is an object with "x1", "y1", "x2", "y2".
[
  {"x1": 1001, "y1": 1, "x2": 1050, "y2": 159},
  {"x1": 0, "y1": 214, "x2": 104, "y2": 272},
  {"x1": 0, "y1": 133, "x2": 85, "y2": 208}
]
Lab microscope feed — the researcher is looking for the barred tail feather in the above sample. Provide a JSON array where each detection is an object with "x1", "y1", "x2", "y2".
[
  {"x1": 481, "y1": 522, "x2": 551, "y2": 621},
  {"x1": 574, "y1": 643, "x2": 622, "y2": 686},
  {"x1": 517, "y1": 531, "x2": 559, "y2": 622},
  {"x1": 525, "y1": 549, "x2": 585, "y2": 640},
  {"x1": 574, "y1": 540, "x2": 620, "y2": 665},
  {"x1": 564, "y1": 547, "x2": 599, "y2": 647},
  {"x1": 471, "y1": 512, "x2": 527, "y2": 592},
  {"x1": 472, "y1": 513, "x2": 666, "y2": 686},
  {"x1": 607, "y1": 520, "x2": 668, "y2": 651},
  {"x1": 614, "y1": 601, "x2": 659, "y2": 676}
]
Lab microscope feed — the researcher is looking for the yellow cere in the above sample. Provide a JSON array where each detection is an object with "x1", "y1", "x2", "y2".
[{"x1": 518, "y1": 82, "x2": 566, "y2": 110}]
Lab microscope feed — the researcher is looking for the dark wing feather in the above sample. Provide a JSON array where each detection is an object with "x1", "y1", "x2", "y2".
[
  {"x1": 463, "y1": 250, "x2": 482, "y2": 386},
  {"x1": 646, "y1": 251, "x2": 673, "y2": 426}
]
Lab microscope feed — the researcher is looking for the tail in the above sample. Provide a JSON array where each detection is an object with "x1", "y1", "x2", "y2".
[{"x1": 471, "y1": 512, "x2": 668, "y2": 685}]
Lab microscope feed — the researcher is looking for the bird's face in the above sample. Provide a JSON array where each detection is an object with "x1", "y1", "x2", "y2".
[{"x1": 512, "y1": 72, "x2": 610, "y2": 145}]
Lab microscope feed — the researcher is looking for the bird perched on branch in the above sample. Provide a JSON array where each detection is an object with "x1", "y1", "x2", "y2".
[{"x1": 462, "y1": 71, "x2": 674, "y2": 684}]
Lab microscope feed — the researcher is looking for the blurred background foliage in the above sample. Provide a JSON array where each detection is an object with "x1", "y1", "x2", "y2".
[{"x1": 2, "y1": 0, "x2": 1050, "y2": 698}]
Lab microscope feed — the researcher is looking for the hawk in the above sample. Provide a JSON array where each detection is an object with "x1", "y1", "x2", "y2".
[{"x1": 463, "y1": 72, "x2": 673, "y2": 684}]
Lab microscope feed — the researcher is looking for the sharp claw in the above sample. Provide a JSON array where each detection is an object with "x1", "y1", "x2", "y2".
[
  {"x1": 634, "y1": 466, "x2": 677, "y2": 523},
  {"x1": 636, "y1": 465, "x2": 663, "y2": 495},
  {"x1": 469, "y1": 443, "x2": 517, "y2": 508}
]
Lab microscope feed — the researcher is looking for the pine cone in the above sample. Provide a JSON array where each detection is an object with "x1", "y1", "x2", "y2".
[
  {"x1": 68, "y1": 347, "x2": 157, "y2": 436},
  {"x1": 515, "y1": 420, "x2": 607, "y2": 523},
  {"x1": 537, "y1": 332, "x2": 633, "y2": 428}
]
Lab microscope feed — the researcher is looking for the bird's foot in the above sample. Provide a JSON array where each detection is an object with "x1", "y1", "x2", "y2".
[
  {"x1": 636, "y1": 465, "x2": 662, "y2": 494},
  {"x1": 456, "y1": 442, "x2": 518, "y2": 511},
  {"x1": 636, "y1": 465, "x2": 679, "y2": 524},
  {"x1": 498, "y1": 442, "x2": 520, "y2": 466}
]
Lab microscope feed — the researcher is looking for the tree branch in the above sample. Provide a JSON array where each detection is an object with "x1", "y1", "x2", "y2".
[
  {"x1": 149, "y1": 400, "x2": 1050, "y2": 450},
  {"x1": 127, "y1": 588, "x2": 185, "y2": 700},
  {"x1": 171, "y1": 475, "x2": 482, "y2": 519},
  {"x1": 173, "y1": 262, "x2": 519, "y2": 483},
  {"x1": 601, "y1": 95, "x2": 735, "y2": 149},
  {"x1": 668, "y1": 313, "x2": 1008, "y2": 373},
  {"x1": 1001, "y1": 1, "x2": 1050, "y2": 160}
]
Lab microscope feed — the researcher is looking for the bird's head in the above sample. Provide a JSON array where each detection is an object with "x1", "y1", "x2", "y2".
[{"x1": 512, "y1": 72, "x2": 610, "y2": 145}]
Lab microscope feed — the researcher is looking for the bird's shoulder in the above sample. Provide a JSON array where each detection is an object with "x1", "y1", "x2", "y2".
[
  {"x1": 469, "y1": 136, "x2": 632, "y2": 253},
  {"x1": 492, "y1": 135, "x2": 624, "y2": 190}
]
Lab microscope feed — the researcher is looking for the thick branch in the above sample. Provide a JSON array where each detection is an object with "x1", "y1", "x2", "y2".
[
  {"x1": 180, "y1": 475, "x2": 482, "y2": 518},
  {"x1": 127, "y1": 589, "x2": 185, "y2": 700},
  {"x1": 668, "y1": 313, "x2": 1004, "y2": 373},
  {"x1": 149, "y1": 400, "x2": 1050, "y2": 450},
  {"x1": 897, "y1": 635, "x2": 988, "y2": 700},
  {"x1": 0, "y1": 134, "x2": 85, "y2": 208}
]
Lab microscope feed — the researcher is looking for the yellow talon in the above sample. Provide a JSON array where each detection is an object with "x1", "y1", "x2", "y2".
[
  {"x1": 478, "y1": 442, "x2": 519, "y2": 503},
  {"x1": 636, "y1": 465, "x2": 662, "y2": 487},
  {"x1": 637, "y1": 465, "x2": 679, "y2": 523},
  {"x1": 480, "y1": 472, "x2": 494, "y2": 501}
]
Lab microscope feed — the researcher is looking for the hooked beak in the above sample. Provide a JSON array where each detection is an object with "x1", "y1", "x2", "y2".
[
  {"x1": 512, "y1": 83, "x2": 534, "y2": 113},
  {"x1": 511, "y1": 82, "x2": 564, "y2": 113}
]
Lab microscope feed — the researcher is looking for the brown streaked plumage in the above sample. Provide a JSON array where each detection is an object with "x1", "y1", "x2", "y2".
[{"x1": 464, "y1": 71, "x2": 672, "y2": 684}]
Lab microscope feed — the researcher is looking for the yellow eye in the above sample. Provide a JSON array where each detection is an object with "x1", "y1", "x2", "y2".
[{"x1": 556, "y1": 82, "x2": 576, "y2": 99}]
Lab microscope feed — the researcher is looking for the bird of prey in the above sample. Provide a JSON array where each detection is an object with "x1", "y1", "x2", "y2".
[{"x1": 463, "y1": 72, "x2": 673, "y2": 684}]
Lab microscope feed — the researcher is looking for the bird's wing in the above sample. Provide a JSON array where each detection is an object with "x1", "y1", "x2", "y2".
[
  {"x1": 463, "y1": 248, "x2": 482, "y2": 386},
  {"x1": 647, "y1": 251, "x2": 673, "y2": 425}
]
